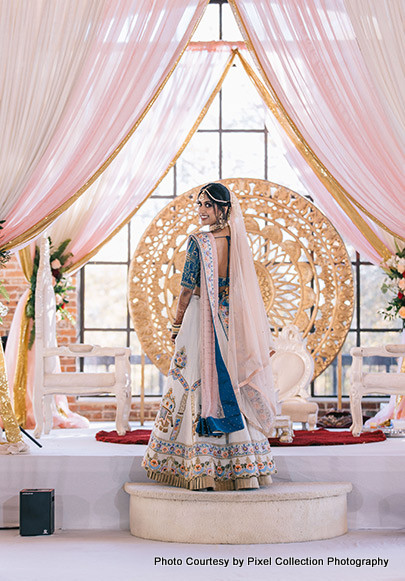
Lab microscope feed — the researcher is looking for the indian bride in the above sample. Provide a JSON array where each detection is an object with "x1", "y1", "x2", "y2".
[{"x1": 142, "y1": 182, "x2": 278, "y2": 490}]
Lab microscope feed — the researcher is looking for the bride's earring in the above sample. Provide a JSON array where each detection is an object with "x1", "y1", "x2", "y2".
[{"x1": 218, "y1": 211, "x2": 226, "y2": 229}]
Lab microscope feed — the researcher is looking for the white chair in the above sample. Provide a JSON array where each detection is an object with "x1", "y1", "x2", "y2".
[
  {"x1": 33, "y1": 236, "x2": 132, "y2": 438},
  {"x1": 349, "y1": 344, "x2": 405, "y2": 436},
  {"x1": 272, "y1": 325, "x2": 318, "y2": 430}
]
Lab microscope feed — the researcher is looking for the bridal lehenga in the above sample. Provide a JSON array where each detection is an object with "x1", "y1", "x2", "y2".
[{"x1": 142, "y1": 191, "x2": 278, "y2": 490}]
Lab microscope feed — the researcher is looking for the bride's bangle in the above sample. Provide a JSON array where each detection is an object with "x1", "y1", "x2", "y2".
[{"x1": 171, "y1": 323, "x2": 181, "y2": 335}]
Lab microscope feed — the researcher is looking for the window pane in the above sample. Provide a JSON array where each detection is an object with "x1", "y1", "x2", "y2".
[
  {"x1": 153, "y1": 167, "x2": 175, "y2": 197},
  {"x1": 176, "y1": 132, "x2": 219, "y2": 192},
  {"x1": 130, "y1": 196, "x2": 170, "y2": 254},
  {"x1": 265, "y1": 118, "x2": 312, "y2": 193},
  {"x1": 84, "y1": 264, "x2": 128, "y2": 328},
  {"x1": 360, "y1": 265, "x2": 402, "y2": 329},
  {"x1": 222, "y1": 132, "x2": 264, "y2": 177},
  {"x1": 222, "y1": 65, "x2": 265, "y2": 130},
  {"x1": 357, "y1": 331, "x2": 402, "y2": 396},
  {"x1": 222, "y1": 4, "x2": 244, "y2": 40},
  {"x1": 199, "y1": 94, "x2": 219, "y2": 130},
  {"x1": 92, "y1": 223, "x2": 128, "y2": 263},
  {"x1": 82, "y1": 331, "x2": 127, "y2": 373},
  {"x1": 130, "y1": 333, "x2": 166, "y2": 396},
  {"x1": 191, "y1": 4, "x2": 219, "y2": 41},
  {"x1": 313, "y1": 331, "x2": 356, "y2": 397}
]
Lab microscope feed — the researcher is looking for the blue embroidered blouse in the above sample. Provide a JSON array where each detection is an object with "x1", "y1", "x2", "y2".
[{"x1": 181, "y1": 236, "x2": 230, "y2": 290}]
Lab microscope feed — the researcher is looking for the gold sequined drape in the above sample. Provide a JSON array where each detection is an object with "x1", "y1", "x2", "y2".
[
  {"x1": 0, "y1": 342, "x2": 22, "y2": 443},
  {"x1": 12, "y1": 247, "x2": 33, "y2": 427}
]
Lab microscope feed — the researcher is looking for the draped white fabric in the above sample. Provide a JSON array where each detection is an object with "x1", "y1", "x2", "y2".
[
  {"x1": 231, "y1": 0, "x2": 405, "y2": 239},
  {"x1": 0, "y1": 0, "x2": 208, "y2": 250},
  {"x1": 0, "y1": 0, "x2": 105, "y2": 219},
  {"x1": 344, "y1": 0, "x2": 405, "y2": 142},
  {"x1": 48, "y1": 43, "x2": 235, "y2": 267}
]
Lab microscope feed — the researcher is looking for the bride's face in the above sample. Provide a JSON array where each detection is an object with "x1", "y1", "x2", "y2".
[{"x1": 197, "y1": 195, "x2": 217, "y2": 227}]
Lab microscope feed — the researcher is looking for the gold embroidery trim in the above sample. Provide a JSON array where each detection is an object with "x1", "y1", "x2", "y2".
[
  {"x1": 228, "y1": 1, "x2": 399, "y2": 253},
  {"x1": 66, "y1": 49, "x2": 237, "y2": 273},
  {"x1": 0, "y1": 2, "x2": 210, "y2": 254},
  {"x1": 0, "y1": 342, "x2": 22, "y2": 443}
]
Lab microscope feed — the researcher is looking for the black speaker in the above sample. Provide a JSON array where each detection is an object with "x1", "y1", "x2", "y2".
[{"x1": 19, "y1": 489, "x2": 55, "y2": 536}]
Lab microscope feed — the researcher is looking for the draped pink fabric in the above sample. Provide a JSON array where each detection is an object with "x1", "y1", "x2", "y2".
[
  {"x1": 0, "y1": 0, "x2": 208, "y2": 249},
  {"x1": 232, "y1": 0, "x2": 405, "y2": 239},
  {"x1": 5, "y1": 43, "x2": 235, "y2": 429},
  {"x1": 48, "y1": 43, "x2": 236, "y2": 266},
  {"x1": 263, "y1": 106, "x2": 383, "y2": 264}
]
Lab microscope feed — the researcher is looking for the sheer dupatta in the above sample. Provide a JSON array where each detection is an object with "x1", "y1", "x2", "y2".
[
  {"x1": 195, "y1": 192, "x2": 278, "y2": 437},
  {"x1": 227, "y1": 192, "x2": 278, "y2": 436}
]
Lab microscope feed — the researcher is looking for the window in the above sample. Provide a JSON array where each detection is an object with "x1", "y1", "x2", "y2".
[{"x1": 79, "y1": 1, "x2": 398, "y2": 398}]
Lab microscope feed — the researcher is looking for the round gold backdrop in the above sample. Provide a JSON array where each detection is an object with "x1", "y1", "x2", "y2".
[{"x1": 128, "y1": 178, "x2": 354, "y2": 379}]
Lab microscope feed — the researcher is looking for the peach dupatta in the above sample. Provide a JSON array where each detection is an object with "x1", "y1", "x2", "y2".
[{"x1": 228, "y1": 192, "x2": 278, "y2": 436}]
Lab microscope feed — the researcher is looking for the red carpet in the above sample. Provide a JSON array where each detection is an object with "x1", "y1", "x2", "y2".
[{"x1": 95, "y1": 427, "x2": 386, "y2": 446}]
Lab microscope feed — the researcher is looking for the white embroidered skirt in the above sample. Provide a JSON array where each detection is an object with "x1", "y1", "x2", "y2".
[{"x1": 142, "y1": 295, "x2": 276, "y2": 490}]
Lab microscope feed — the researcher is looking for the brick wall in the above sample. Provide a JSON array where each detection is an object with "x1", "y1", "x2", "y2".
[
  {"x1": 67, "y1": 396, "x2": 161, "y2": 423},
  {"x1": 2, "y1": 254, "x2": 77, "y2": 372}
]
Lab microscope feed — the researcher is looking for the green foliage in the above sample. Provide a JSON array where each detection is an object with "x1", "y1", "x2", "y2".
[
  {"x1": 379, "y1": 248, "x2": 405, "y2": 322},
  {"x1": 25, "y1": 238, "x2": 75, "y2": 349}
]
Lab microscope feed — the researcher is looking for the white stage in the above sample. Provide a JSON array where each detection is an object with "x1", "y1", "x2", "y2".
[{"x1": 1, "y1": 423, "x2": 404, "y2": 531}]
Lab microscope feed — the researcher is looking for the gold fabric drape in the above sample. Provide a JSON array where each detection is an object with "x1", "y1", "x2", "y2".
[
  {"x1": 228, "y1": 1, "x2": 399, "y2": 254},
  {"x1": 0, "y1": 342, "x2": 22, "y2": 444},
  {"x1": 13, "y1": 247, "x2": 33, "y2": 426}
]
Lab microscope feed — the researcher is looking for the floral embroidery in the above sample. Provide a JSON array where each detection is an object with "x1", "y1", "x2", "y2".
[
  {"x1": 180, "y1": 237, "x2": 201, "y2": 290},
  {"x1": 142, "y1": 447, "x2": 275, "y2": 483},
  {"x1": 156, "y1": 388, "x2": 176, "y2": 433},
  {"x1": 173, "y1": 347, "x2": 187, "y2": 369}
]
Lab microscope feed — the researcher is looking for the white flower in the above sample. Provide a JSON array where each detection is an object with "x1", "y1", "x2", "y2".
[
  {"x1": 0, "y1": 302, "x2": 8, "y2": 318},
  {"x1": 398, "y1": 278, "x2": 405, "y2": 291},
  {"x1": 397, "y1": 258, "x2": 405, "y2": 274},
  {"x1": 385, "y1": 256, "x2": 397, "y2": 268}
]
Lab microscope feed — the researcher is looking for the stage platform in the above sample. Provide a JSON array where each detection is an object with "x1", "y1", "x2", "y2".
[{"x1": 1, "y1": 423, "x2": 404, "y2": 531}]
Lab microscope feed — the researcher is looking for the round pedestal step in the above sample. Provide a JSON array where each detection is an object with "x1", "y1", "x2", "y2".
[{"x1": 124, "y1": 481, "x2": 352, "y2": 544}]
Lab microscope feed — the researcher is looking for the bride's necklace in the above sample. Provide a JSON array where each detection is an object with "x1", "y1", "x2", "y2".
[{"x1": 209, "y1": 222, "x2": 226, "y2": 233}]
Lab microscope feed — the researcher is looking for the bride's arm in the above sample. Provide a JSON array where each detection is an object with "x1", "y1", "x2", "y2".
[
  {"x1": 171, "y1": 286, "x2": 194, "y2": 342},
  {"x1": 171, "y1": 236, "x2": 200, "y2": 343}
]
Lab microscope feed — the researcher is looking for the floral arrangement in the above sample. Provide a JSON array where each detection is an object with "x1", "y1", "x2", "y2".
[
  {"x1": 0, "y1": 220, "x2": 10, "y2": 325},
  {"x1": 26, "y1": 238, "x2": 75, "y2": 348},
  {"x1": 380, "y1": 246, "x2": 405, "y2": 321}
]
